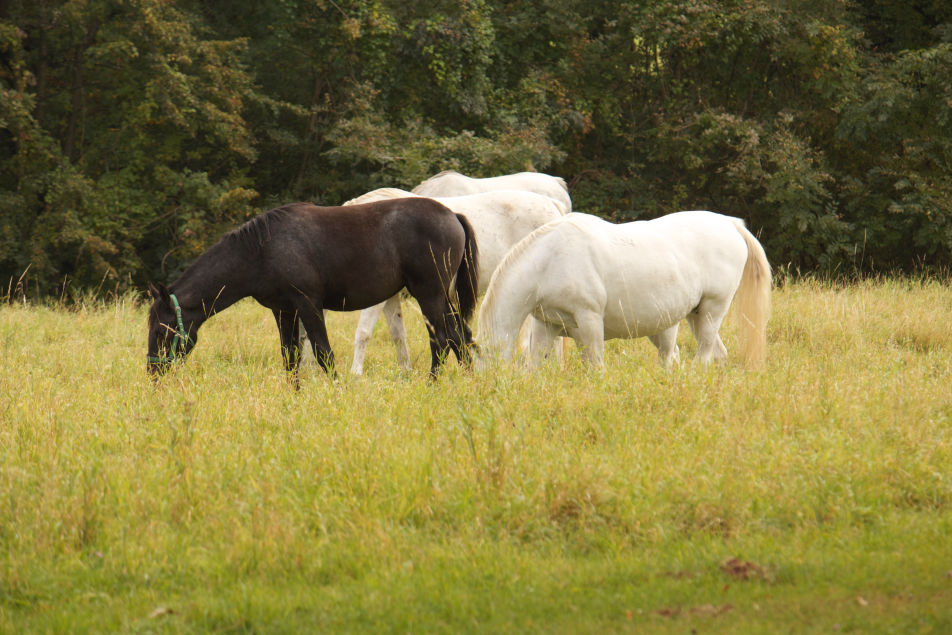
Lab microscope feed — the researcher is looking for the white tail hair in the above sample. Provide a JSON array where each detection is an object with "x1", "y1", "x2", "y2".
[{"x1": 732, "y1": 219, "x2": 771, "y2": 367}]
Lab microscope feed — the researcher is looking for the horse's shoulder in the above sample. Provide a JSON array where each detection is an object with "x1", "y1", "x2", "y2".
[{"x1": 560, "y1": 212, "x2": 607, "y2": 234}]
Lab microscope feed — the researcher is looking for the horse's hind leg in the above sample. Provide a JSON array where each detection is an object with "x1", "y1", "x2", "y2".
[
  {"x1": 687, "y1": 300, "x2": 730, "y2": 365},
  {"x1": 648, "y1": 325, "x2": 681, "y2": 370},
  {"x1": 414, "y1": 293, "x2": 469, "y2": 375}
]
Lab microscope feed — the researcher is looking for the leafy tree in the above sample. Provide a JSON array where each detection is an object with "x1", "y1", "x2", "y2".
[
  {"x1": 1, "y1": 0, "x2": 260, "y2": 294},
  {"x1": 836, "y1": 44, "x2": 952, "y2": 269},
  {"x1": 849, "y1": 0, "x2": 952, "y2": 52},
  {"x1": 3, "y1": 0, "x2": 952, "y2": 294}
]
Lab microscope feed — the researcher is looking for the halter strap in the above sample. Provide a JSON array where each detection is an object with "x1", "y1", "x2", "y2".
[{"x1": 148, "y1": 293, "x2": 189, "y2": 365}]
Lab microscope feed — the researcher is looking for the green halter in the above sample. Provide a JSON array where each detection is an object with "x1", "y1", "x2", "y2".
[{"x1": 148, "y1": 293, "x2": 189, "y2": 365}]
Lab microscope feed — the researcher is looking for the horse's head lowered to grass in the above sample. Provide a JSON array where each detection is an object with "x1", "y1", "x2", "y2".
[{"x1": 146, "y1": 283, "x2": 200, "y2": 376}]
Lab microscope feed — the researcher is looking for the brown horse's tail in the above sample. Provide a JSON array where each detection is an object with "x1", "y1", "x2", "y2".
[{"x1": 455, "y1": 213, "x2": 479, "y2": 324}]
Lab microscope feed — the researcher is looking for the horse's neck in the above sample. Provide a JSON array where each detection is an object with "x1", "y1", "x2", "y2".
[
  {"x1": 173, "y1": 241, "x2": 254, "y2": 318},
  {"x1": 480, "y1": 268, "x2": 536, "y2": 354}
]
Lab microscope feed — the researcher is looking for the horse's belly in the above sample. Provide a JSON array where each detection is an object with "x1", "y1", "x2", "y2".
[
  {"x1": 324, "y1": 288, "x2": 400, "y2": 312},
  {"x1": 601, "y1": 295, "x2": 694, "y2": 340}
]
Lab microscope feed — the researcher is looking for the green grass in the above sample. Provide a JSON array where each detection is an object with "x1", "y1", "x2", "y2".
[{"x1": 1, "y1": 277, "x2": 951, "y2": 632}]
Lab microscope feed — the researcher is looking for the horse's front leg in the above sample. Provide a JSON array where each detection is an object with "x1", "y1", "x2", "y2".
[
  {"x1": 381, "y1": 294, "x2": 413, "y2": 372},
  {"x1": 351, "y1": 301, "x2": 386, "y2": 376},
  {"x1": 522, "y1": 316, "x2": 560, "y2": 368},
  {"x1": 297, "y1": 303, "x2": 336, "y2": 376},
  {"x1": 648, "y1": 325, "x2": 681, "y2": 371},
  {"x1": 273, "y1": 309, "x2": 302, "y2": 387},
  {"x1": 568, "y1": 309, "x2": 606, "y2": 368}
]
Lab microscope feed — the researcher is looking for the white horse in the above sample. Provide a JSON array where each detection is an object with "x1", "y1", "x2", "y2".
[
  {"x1": 478, "y1": 211, "x2": 771, "y2": 369},
  {"x1": 343, "y1": 188, "x2": 567, "y2": 375},
  {"x1": 412, "y1": 170, "x2": 572, "y2": 214}
]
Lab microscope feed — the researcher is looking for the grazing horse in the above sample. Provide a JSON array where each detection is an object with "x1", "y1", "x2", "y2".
[
  {"x1": 478, "y1": 211, "x2": 771, "y2": 369},
  {"x1": 340, "y1": 188, "x2": 567, "y2": 375},
  {"x1": 412, "y1": 170, "x2": 572, "y2": 214},
  {"x1": 146, "y1": 199, "x2": 479, "y2": 379}
]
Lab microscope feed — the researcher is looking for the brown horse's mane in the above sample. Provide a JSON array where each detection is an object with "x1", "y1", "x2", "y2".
[{"x1": 223, "y1": 204, "x2": 299, "y2": 254}]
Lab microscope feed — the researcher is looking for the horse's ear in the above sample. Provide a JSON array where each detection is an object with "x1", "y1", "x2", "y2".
[{"x1": 148, "y1": 283, "x2": 171, "y2": 304}]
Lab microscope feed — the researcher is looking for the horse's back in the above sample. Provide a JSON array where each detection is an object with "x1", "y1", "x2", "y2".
[
  {"x1": 271, "y1": 198, "x2": 457, "y2": 245},
  {"x1": 438, "y1": 190, "x2": 564, "y2": 240},
  {"x1": 493, "y1": 210, "x2": 746, "y2": 288},
  {"x1": 337, "y1": 197, "x2": 465, "y2": 255},
  {"x1": 412, "y1": 171, "x2": 477, "y2": 196},
  {"x1": 413, "y1": 170, "x2": 572, "y2": 212},
  {"x1": 482, "y1": 172, "x2": 571, "y2": 212},
  {"x1": 258, "y1": 198, "x2": 465, "y2": 309},
  {"x1": 343, "y1": 187, "x2": 416, "y2": 206},
  {"x1": 632, "y1": 211, "x2": 749, "y2": 288}
]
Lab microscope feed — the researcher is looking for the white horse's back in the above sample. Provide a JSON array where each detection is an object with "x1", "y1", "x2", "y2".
[
  {"x1": 343, "y1": 187, "x2": 415, "y2": 206},
  {"x1": 343, "y1": 186, "x2": 567, "y2": 374},
  {"x1": 479, "y1": 211, "x2": 771, "y2": 368},
  {"x1": 433, "y1": 190, "x2": 564, "y2": 289},
  {"x1": 412, "y1": 170, "x2": 572, "y2": 214}
]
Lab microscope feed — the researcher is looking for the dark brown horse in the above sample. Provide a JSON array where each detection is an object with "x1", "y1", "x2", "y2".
[{"x1": 147, "y1": 198, "x2": 479, "y2": 379}]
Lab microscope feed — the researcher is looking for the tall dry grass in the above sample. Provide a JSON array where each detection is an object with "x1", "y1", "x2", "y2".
[{"x1": 1, "y1": 277, "x2": 950, "y2": 632}]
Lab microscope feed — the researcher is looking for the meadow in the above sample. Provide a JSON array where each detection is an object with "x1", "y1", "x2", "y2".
[{"x1": 1, "y1": 276, "x2": 950, "y2": 633}]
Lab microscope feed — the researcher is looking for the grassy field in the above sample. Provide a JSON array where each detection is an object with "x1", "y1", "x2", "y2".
[{"x1": 1, "y1": 277, "x2": 951, "y2": 632}]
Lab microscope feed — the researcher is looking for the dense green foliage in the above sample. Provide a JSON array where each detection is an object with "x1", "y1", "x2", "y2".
[{"x1": 2, "y1": 0, "x2": 952, "y2": 294}]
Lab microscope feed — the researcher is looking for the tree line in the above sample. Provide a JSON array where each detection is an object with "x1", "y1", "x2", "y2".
[{"x1": 2, "y1": 0, "x2": 951, "y2": 296}]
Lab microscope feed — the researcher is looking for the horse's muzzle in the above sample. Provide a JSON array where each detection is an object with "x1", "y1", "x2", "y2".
[{"x1": 146, "y1": 357, "x2": 173, "y2": 378}]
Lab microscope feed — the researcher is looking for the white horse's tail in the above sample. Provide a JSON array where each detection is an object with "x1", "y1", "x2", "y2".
[{"x1": 732, "y1": 219, "x2": 771, "y2": 367}]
